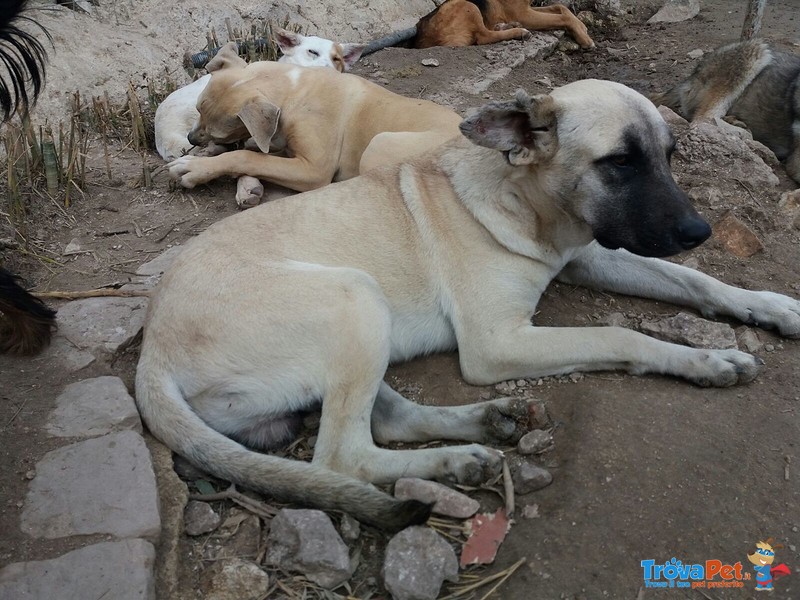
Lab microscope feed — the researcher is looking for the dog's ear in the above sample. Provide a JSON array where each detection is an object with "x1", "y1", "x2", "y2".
[
  {"x1": 237, "y1": 94, "x2": 281, "y2": 154},
  {"x1": 275, "y1": 28, "x2": 302, "y2": 55},
  {"x1": 459, "y1": 89, "x2": 558, "y2": 165},
  {"x1": 339, "y1": 43, "x2": 366, "y2": 70},
  {"x1": 207, "y1": 42, "x2": 247, "y2": 72}
]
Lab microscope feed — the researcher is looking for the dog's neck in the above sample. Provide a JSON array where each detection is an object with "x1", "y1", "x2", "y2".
[{"x1": 439, "y1": 141, "x2": 593, "y2": 266}]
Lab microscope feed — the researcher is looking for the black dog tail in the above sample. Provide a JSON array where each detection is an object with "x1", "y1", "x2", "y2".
[
  {"x1": 0, "y1": 268, "x2": 56, "y2": 355},
  {"x1": 362, "y1": 26, "x2": 418, "y2": 57},
  {"x1": 0, "y1": 0, "x2": 50, "y2": 121}
]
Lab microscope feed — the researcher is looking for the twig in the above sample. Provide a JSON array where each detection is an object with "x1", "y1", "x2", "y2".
[
  {"x1": 33, "y1": 289, "x2": 150, "y2": 299},
  {"x1": 477, "y1": 557, "x2": 526, "y2": 600},
  {"x1": 442, "y1": 557, "x2": 526, "y2": 600},
  {"x1": 502, "y1": 459, "x2": 515, "y2": 518},
  {"x1": 189, "y1": 483, "x2": 278, "y2": 518}
]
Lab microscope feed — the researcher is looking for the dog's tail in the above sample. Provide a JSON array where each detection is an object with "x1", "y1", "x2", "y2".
[
  {"x1": 649, "y1": 86, "x2": 684, "y2": 112},
  {"x1": 362, "y1": 26, "x2": 418, "y2": 57},
  {"x1": 135, "y1": 366, "x2": 433, "y2": 531},
  {"x1": 0, "y1": 268, "x2": 57, "y2": 355}
]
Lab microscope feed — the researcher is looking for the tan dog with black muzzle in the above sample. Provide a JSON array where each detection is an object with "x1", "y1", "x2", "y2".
[
  {"x1": 167, "y1": 42, "x2": 463, "y2": 193},
  {"x1": 141, "y1": 80, "x2": 800, "y2": 531}
]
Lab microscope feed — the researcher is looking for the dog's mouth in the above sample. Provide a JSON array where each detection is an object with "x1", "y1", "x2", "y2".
[{"x1": 593, "y1": 215, "x2": 711, "y2": 258}]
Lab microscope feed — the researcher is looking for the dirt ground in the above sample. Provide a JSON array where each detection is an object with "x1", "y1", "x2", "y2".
[{"x1": 1, "y1": 0, "x2": 799, "y2": 598}]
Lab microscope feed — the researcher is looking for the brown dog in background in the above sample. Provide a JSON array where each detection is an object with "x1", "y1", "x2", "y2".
[{"x1": 413, "y1": 0, "x2": 594, "y2": 49}]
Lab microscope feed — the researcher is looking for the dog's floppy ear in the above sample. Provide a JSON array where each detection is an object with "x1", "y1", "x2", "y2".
[
  {"x1": 237, "y1": 94, "x2": 281, "y2": 154},
  {"x1": 459, "y1": 89, "x2": 558, "y2": 166},
  {"x1": 275, "y1": 28, "x2": 302, "y2": 55},
  {"x1": 207, "y1": 42, "x2": 247, "y2": 72},
  {"x1": 339, "y1": 43, "x2": 366, "y2": 70}
]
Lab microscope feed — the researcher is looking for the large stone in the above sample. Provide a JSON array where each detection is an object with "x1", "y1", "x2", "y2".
[
  {"x1": 517, "y1": 429, "x2": 553, "y2": 455},
  {"x1": 56, "y1": 296, "x2": 148, "y2": 358},
  {"x1": 264, "y1": 509, "x2": 351, "y2": 589},
  {"x1": 122, "y1": 245, "x2": 184, "y2": 291},
  {"x1": 21, "y1": 430, "x2": 160, "y2": 540},
  {"x1": 639, "y1": 312, "x2": 737, "y2": 349},
  {"x1": 647, "y1": 0, "x2": 700, "y2": 23},
  {"x1": 382, "y1": 526, "x2": 458, "y2": 600},
  {"x1": 40, "y1": 335, "x2": 96, "y2": 373},
  {"x1": 0, "y1": 539, "x2": 155, "y2": 600},
  {"x1": 200, "y1": 559, "x2": 270, "y2": 600},
  {"x1": 184, "y1": 501, "x2": 221, "y2": 536},
  {"x1": 46, "y1": 375, "x2": 141, "y2": 438},
  {"x1": 394, "y1": 478, "x2": 480, "y2": 519}
]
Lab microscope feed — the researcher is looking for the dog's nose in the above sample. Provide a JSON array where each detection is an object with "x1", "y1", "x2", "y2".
[
  {"x1": 187, "y1": 129, "x2": 203, "y2": 146},
  {"x1": 675, "y1": 217, "x2": 711, "y2": 250}
]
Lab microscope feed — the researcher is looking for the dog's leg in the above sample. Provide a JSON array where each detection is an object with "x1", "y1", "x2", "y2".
[
  {"x1": 558, "y1": 243, "x2": 800, "y2": 337},
  {"x1": 235, "y1": 175, "x2": 264, "y2": 209},
  {"x1": 520, "y1": 5, "x2": 594, "y2": 48},
  {"x1": 786, "y1": 123, "x2": 800, "y2": 184},
  {"x1": 371, "y1": 382, "x2": 532, "y2": 445}
]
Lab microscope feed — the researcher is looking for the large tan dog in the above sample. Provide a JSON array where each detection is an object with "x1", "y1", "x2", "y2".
[
  {"x1": 412, "y1": 0, "x2": 594, "y2": 49},
  {"x1": 138, "y1": 80, "x2": 800, "y2": 530},
  {"x1": 168, "y1": 42, "x2": 462, "y2": 193}
]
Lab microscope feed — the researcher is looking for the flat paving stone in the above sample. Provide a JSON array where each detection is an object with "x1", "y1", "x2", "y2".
[
  {"x1": 56, "y1": 297, "x2": 148, "y2": 358},
  {"x1": 46, "y1": 376, "x2": 141, "y2": 438},
  {"x1": 21, "y1": 430, "x2": 160, "y2": 540},
  {"x1": 40, "y1": 335, "x2": 96, "y2": 373},
  {"x1": 0, "y1": 539, "x2": 155, "y2": 600},
  {"x1": 121, "y1": 246, "x2": 183, "y2": 291}
]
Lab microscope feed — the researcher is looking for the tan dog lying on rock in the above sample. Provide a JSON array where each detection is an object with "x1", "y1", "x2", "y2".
[
  {"x1": 167, "y1": 42, "x2": 462, "y2": 194},
  {"x1": 141, "y1": 80, "x2": 800, "y2": 530}
]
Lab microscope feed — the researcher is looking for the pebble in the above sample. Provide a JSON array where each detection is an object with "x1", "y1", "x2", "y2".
[
  {"x1": 265, "y1": 509, "x2": 351, "y2": 589},
  {"x1": 421, "y1": 58, "x2": 439, "y2": 67},
  {"x1": 184, "y1": 501, "x2": 221, "y2": 536},
  {"x1": 713, "y1": 213, "x2": 764, "y2": 258},
  {"x1": 518, "y1": 429, "x2": 553, "y2": 455},
  {"x1": 687, "y1": 48, "x2": 704, "y2": 59},
  {"x1": 339, "y1": 513, "x2": 361, "y2": 541},
  {"x1": 511, "y1": 462, "x2": 553, "y2": 495},
  {"x1": 200, "y1": 559, "x2": 269, "y2": 600},
  {"x1": 382, "y1": 526, "x2": 458, "y2": 600},
  {"x1": 394, "y1": 477, "x2": 480, "y2": 519}
]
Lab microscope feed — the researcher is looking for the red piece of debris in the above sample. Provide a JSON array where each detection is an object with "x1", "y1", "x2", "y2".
[{"x1": 460, "y1": 508, "x2": 511, "y2": 568}]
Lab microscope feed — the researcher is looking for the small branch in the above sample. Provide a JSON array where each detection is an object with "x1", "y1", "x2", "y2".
[
  {"x1": 33, "y1": 289, "x2": 151, "y2": 299},
  {"x1": 189, "y1": 483, "x2": 278, "y2": 519},
  {"x1": 502, "y1": 459, "x2": 515, "y2": 518}
]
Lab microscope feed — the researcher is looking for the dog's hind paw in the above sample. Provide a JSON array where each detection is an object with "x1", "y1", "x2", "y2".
[
  {"x1": 436, "y1": 444, "x2": 502, "y2": 487},
  {"x1": 682, "y1": 348, "x2": 763, "y2": 387}
]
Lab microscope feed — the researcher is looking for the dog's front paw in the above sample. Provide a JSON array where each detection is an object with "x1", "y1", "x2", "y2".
[
  {"x1": 435, "y1": 444, "x2": 502, "y2": 487},
  {"x1": 683, "y1": 348, "x2": 763, "y2": 387},
  {"x1": 167, "y1": 156, "x2": 215, "y2": 188},
  {"x1": 741, "y1": 291, "x2": 800, "y2": 338},
  {"x1": 481, "y1": 396, "x2": 541, "y2": 444}
]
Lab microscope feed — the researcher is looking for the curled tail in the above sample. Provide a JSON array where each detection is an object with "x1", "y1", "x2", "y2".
[
  {"x1": 0, "y1": 268, "x2": 57, "y2": 355},
  {"x1": 134, "y1": 366, "x2": 432, "y2": 531},
  {"x1": 362, "y1": 26, "x2": 418, "y2": 56}
]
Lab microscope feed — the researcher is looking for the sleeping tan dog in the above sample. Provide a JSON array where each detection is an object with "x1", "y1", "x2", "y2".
[
  {"x1": 167, "y1": 42, "x2": 462, "y2": 193},
  {"x1": 140, "y1": 80, "x2": 800, "y2": 531}
]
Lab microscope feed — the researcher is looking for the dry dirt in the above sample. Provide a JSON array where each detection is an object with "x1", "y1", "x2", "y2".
[{"x1": 1, "y1": 1, "x2": 800, "y2": 599}]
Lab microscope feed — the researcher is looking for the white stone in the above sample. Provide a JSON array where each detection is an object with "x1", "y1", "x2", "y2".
[
  {"x1": 382, "y1": 526, "x2": 458, "y2": 600},
  {"x1": 647, "y1": 0, "x2": 700, "y2": 24},
  {"x1": 46, "y1": 376, "x2": 141, "y2": 437},
  {"x1": 21, "y1": 430, "x2": 161, "y2": 540},
  {"x1": 56, "y1": 297, "x2": 148, "y2": 357}
]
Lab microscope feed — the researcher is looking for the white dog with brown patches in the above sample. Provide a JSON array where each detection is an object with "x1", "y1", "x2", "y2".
[{"x1": 137, "y1": 80, "x2": 800, "y2": 531}]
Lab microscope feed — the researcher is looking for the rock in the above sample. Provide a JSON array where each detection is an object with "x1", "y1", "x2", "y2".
[
  {"x1": 121, "y1": 245, "x2": 183, "y2": 291},
  {"x1": 714, "y1": 116, "x2": 753, "y2": 141},
  {"x1": 0, "y1": 539, "x2": 155, "y2": 600},
  {"x1": 495, "y1": 381, "x2": 516, "y2": 394},
  {"x1": 39, "y1": 335, "x2": 96, "y2": 373},
  {"x1": 647, "y1": 0, "x2": 700, "y2": 24},
  {"x1": 383, "y1": 526, "x2": 458, "y2": 600},
  {"x1": 521, "y1": 504, "x2": 540, "y2": 519},
  {"x1": 736, "y1": 327, "x2": 763, "y2": 353},
  {"x1": 687, "y1": 48, "x2": 704, "y2": 59},
  {"x1": 595, "y1": 0, "x2": 624, "y2": 17},
  {"x1": 460, "y1": 509, "x2": 510, "y2": 567},
  {"x1": 265, "y1": 509, "x2": 351, "y2": 589},
  {"x1": 778, "y1": 189, "x2": 800, "y2": 228},
  {"x1": 394, "y1": 478, "x2": 480, "y2": 519},
  {"x1": 200, "y1": 559, "x2": 270, "y2": 600},
  {"x1": 657, "y1": 105, "x2": 688, "y2": 127},
  {"x1": 529, "y1": 399, "x2": 551, "y2": 429},
  {"x1": 577, "y1": 11, "x2": 597, "y2": 26},
  {"x1": 56, "y1": 296, "x2": 148, "y2": 358},
  {"x1": 511, "y1": 462, "x2": 553, "y2": 494},
  {"x1": 639, "y1": 312, "x2": 737, "y2": 349},
  {"x1": 420, "y1": 58, "x2": 439, "y2": 67},
  {"x1": 62, "y1": 238, "x2": 84, "y2": 256},
  {"x1": 46, "y1": 376, "x2": 141, "y2": 437},
  {"x1": 21, "y1": 430, "x2": 160, "y2": 540},
  {"x1": 518, "y1": 429, "x2": 553, "y2": 455},
  {"x1": 603, "y1": 311, "x2": 628, "y2": 327},
  {"x1": 713, "y1": 213, "x2": 764, "y2": 258},
  {"x1": 184, "y1": 501, "x2": 221, "y2": 536},
  {"x1": 339, "y1": 513, "x2": 361, "y2": 541}
]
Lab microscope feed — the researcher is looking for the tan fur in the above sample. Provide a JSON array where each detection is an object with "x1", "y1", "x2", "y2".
[
  {"x1": 414, "y1": 0, "x2": 594, "y2": 49},
  {"x1": 168, "y1": 42, "x2": 463, "y2": 193},
  {"x1": 140, "y1": 80, "x2": 800, "y2": 528}
]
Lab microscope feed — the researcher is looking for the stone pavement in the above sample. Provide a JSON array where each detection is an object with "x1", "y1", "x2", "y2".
[{"x1": 0, "y1": 249, "x2": 182, "y2": 599}]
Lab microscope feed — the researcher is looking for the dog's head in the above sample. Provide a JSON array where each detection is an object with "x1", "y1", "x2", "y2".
[
  {"x1": 460, "y1": 80, "x2": 711, "y2": 258},
  {"x1": 187, "y1": 43, "x2": 280, "y2": 153},
  {"x1": 274, "y1": 28, "x2": 364, "y2": 72}
]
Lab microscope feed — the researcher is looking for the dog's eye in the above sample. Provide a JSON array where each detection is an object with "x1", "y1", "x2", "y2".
[
  {"x1": 610, "y1": 155, "x2": 630, "y2": 167},
  {"x1": 308, "y1": 49, "x2": 320, "y2": 57}
]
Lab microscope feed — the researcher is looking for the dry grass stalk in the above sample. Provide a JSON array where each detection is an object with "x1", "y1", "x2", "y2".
[{"x1": 442, "y1": 557, "x2": 527, "y2": 600}]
